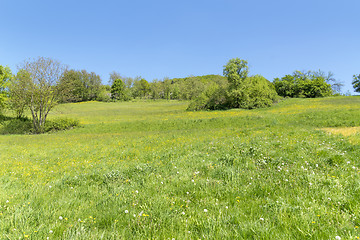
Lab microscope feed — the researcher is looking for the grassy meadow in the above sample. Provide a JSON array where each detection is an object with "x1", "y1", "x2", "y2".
[{"x1": 1, "y1": 96, "x2": 360, "y2": 239}]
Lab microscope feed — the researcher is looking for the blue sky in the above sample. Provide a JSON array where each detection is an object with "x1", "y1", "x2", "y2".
[{"x1": 1, "y1": 0, "x2": 359, "y2": 93}]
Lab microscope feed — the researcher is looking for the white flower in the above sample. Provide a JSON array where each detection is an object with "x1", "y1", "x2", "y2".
[
  {"x1": 181, "y1": 212, "x2": 185, "y2": 215},
  {"x1": 204, "y1": 209, "x2": 208, "y2": 213},
  {"x1": 161, "y1": 182, "x2": 163, "y2": 184},
  {"x1": 49, "y1": 230, "x2": 53, "y2": 234},
  {"x1": 225, "y1": 206, "x2": 228, "y2": 209},
  {"x1": 135, "y1": 190, "x2": 138, "y2": 193},
  {"x1": 59, "y1": 216, "x2": 63, "y2": 220},
  {"x1": 186, "y1": 192, "x2": 189, "y2": 194},
  {"x1": 124, "y1": 210, "x2": 129, "y2": 213},
  {"x1": 260, "y1": 217, "x2": 264, "y2": 221},
  {"x1": 335, "y1": 236, "x2": 341, "y2": 240}
]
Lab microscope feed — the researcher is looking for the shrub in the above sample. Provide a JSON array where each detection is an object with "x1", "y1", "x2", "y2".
[
  {"x1": 44, "y1": 118, "x2": 80, "y2": 132},
  {"x1": 228, "y1": 75, "x2": 279, "y2": 109},
  {"x1": 273, "y1": 71, "x2": 332, "y2": 98},
  {"x1": 0, "y1": 117, "x2": 33, "y2": 134}
]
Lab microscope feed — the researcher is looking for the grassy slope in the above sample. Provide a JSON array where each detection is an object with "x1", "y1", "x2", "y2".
[{"x1": 0, "y1": 97, "x2": 360, "y2": 239}]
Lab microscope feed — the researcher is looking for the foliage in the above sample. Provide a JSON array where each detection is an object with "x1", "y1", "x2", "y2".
[
  {"x1": 16, "y1": 57, "x2": 66, "y2": 133},
  {"x1": 111, "y1": 79, "x2": 131, "y2": 101},
  {"x1": 187, "y1": 85, "x2": 228, "y2": 111},
  {"x1": 0, "y1": 117, "x2": 32, "y2": 134},
  {"x1": 96, "y1": 85, "x2": 111, "y2": 102},
  {"x1": 0, "y1": 116, "x2": 79, "y2": 134},
  {"x1": 59, "y1": 69, "x2": 102, "y2": 102},
  {"x1": 228, "y1": 75, "x2": 279, "y2": 109},
  {"x1": 7, "y1": 70, "x2": 31, "y2": 118},
  {"x1": 223, "y1": 58, "x2": 249, "y2": 89},
  {"x1": 133, "y1": 78, "x2": 151, "y2": 98},
  {"x1": 273, "y1": 70, "x2": 333, "y2": 98},
  {"x1": 44, "y1": 117, "x2": 80, "y2": 132},
  {"x1": 0, "y1": 65, "x2": 13, "y2": 112},
  {"x1": 352, "y1": 74, "x2": 360, "y2": 93}
]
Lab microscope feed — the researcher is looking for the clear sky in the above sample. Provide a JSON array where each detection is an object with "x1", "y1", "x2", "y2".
[{"x1": 1, "y1": 0, "x2": 359, "y2": 93}]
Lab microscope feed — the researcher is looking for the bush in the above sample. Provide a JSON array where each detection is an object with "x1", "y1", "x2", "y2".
[
  {"x1": 44, "y1": 118, "x2": 80, "y2": 132},
  {"x1": 0, "y1": 117, "x2": 80, "y2": 134},
  {"x1": 273, "y1": 71, "x2": 332, "y2": 98},
  {"x1": 228, "y1": 75, "x2": 279, "y2": 109},
  {"x1": 0, "y1": 117, "x2": 33, "y2": 134}
]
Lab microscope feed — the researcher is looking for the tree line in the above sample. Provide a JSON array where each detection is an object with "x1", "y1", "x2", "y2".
[{"x1": 0, "y1": 56, "x2": 356, "y2": 134}]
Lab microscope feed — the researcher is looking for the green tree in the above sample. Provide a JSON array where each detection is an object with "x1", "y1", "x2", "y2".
[
  {"x1": 352, "y1": 74, "x2": 360, "y2": 93},
  {"x1": 16, "y1": 57, "x2": 66, "y2": 133},
  {"x1": 223, "y1": 58, "x2": 249, "y2": 89},
  {"x1": 0, "y1": 65, "x2": 13, "y2": 112},
  {"x1": 274, "y1": 70, "x2": 332, "y2": 98},
  {"x1": 133, "y1": 78, "x2": 150, "y2": 98},
  {"x1": 111, "y1": 78, "x2": 130, "y2": 101},
  {"x1": 7, "y1": 70, "x2": 30, "y2": 118},
  {"x1": 59, "y1": 69, "x2": 102, "y2": 102}
]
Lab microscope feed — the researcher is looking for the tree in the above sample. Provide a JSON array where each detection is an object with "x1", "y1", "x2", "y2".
[
  {"x1": 16, "y1": 57, "x2": 66, "y2": 133},
  {"x1": 58, "y1": 69, "x2": 102, "y2": 102},
  {"x1": 133, "y1": 78, "x2": 150, "y2": 98},
  {"x1": 223, "y1": 58, "x2": 249, "y2": 89},
  {"x1": 7, "y1": 70, "x2": 30, "y2": 118},
  {"x1": 273, "y1": 70, "x2": 332, "y2": 98},
  {"x1": 0, "y1": 65, "x2": 13, "y2": 112},
  {"x1": 353, "y1": 74, "x2": 360, "y2": 93},
  {"x1": 111, "y1": 78, "x2": 130, "y2": 101}
]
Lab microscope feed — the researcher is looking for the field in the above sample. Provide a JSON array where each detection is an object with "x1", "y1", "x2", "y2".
[{"x1": 1, "y1": 96, "x2": 360, "y2": 239}]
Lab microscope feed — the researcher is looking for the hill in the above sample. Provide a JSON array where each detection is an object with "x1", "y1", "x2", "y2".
[{"x1": 0, "y1": 97, "x2": 360, "y2": 239}]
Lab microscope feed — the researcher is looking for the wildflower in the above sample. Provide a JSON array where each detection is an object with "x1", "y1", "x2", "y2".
[
  {"x1": 204, "y1": 209, "x2": 208, "y2": 213},
  {"x1": 125, "y1": 210, "x2": 129, "y2": 213},
  {"x1": 135, "y1": 190, "x2": 138, "y2": 193},
  {"x1": 59, "y1": 216, "x2": 63, "y2": 220},
  {"x1": 335, "y1": 236, "x2": 341, "y2": 240},
  {"x1": 181, "y1": 212, "x2": 185, "y2": 215},
  {"x1": 260, "y1": 218, "x2": 264, "y2": 221},
  {"x1": 225, "y1": 206, "x2": 228, "y2": 209},
  {"x1": 49, "y1": 230, "x2": 53, "y2": 234}
]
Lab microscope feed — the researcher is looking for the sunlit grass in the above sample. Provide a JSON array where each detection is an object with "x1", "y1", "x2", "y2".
[{"x1": 1, "y1": 96, "x2": 360, "y2": 239}]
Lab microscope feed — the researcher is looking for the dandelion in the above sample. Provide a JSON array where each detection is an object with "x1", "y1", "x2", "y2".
[{"x1": 125, "y1": 210, "x2": 129, "y2": 213}]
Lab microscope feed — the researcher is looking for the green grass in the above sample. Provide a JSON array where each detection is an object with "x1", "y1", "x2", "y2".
[{"x1": 1, "y1": 97, "x2": 360, "y2": 239}]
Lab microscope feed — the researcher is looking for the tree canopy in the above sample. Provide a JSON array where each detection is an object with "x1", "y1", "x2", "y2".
[
  {"x1": 0, "y1": 65, "x2": 13, "y2": 112},
  {"x1": 353, "y1": 74, "x2": 360, "y2": 93},
  {"x1": 273, "y1": 71, "x2": 333, "y2": 98},
  {"x1": 15, "y1": 57, "x2": 66, "y2": 133}
]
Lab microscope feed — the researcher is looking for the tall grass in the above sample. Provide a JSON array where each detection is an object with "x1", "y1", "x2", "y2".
[{"x1": 0, "y1": 97, "x2": 360, "y2": 239}]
